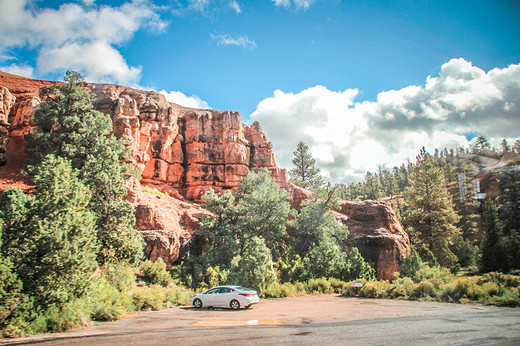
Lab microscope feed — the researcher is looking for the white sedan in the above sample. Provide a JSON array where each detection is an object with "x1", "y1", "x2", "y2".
[{"x1": 192, "y1": 285, "x2": 259, "y2": 310}]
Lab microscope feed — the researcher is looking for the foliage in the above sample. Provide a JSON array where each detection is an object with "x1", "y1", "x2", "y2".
[
  {"x1": 399, "y1": 246, "x2": 423, "y2": 281},
  {"x1": 26, "y1": 71, "x2": 143, "y2": 266},
  {"x1": 480, "y1": 199, "x2": 508, "y2": 272},
  {"x1": 289, "y1": 140, "x2": 324, "y2": 189},
  {"x1": 102, "y1": 261, "x2": 137, "y2": 292},
  {"x1": 186, "y1": 169, "x2": 291, "y2": 289},
  {"x1": 234, "y1": 169, "x2": 293, "y2": 258},
  {"x1": 139, "y1": 258, "x2": 173, "y2": 287},
  {"x1": 228, "y1": 237, "x2": 277, "y2": 292},
  {"x1": 404, "y1": 154, "x2": 461, "y2": 260},
  {"x1": 346, "y1": 247, "x2": 376, "y2": 281},
  {"x1": 0, "y1": 155, "x2": 99, "y2": 309}
]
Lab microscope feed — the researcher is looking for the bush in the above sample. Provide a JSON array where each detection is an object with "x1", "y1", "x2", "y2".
[
  {"x1": 131, "y1": 285, "x2": 195, "y2": 311},
  {"x1": 163, "y1": 285, "x2": 194, "y2": 307},
  {"x1": 359, "y1": 280, "x2": 392, "y2": 298},
  {"x1": 413, "y1": 281, "x2": 437, "y2": 299},
  {"x1": 414, "y1": 265, "x2": 455, "y2": 287},
  {"x1": 441, "y1": 277, "x2": 486, "y2": 303},
  {"x1": 262, "y1": 282, "x2": 306, "y2": 298},
  {"x1": 102, "y1": 261, "x2": 137, "y2": 292},
  {"x1": 87, "y1": 278, "x2": 133, "y2": 321},
  {"x1": 328, "y1": 278, "x2": 350, "y2": 294},
  {"x1": 139, "y1": 258, "x2": 173, "y2": 287},
  {"x1": 131, "y1": 286, "x2": 166, "y2": 311},
  {"x1": 389, "y1": 277, "x2": 415, "y2": 299},
  {"x1": 305, "y1": 278, "x2": 334, "y2": 294}
]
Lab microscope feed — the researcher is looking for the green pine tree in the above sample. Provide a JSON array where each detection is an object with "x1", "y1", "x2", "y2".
[
  {"x1": 0, "y1": 155, "x2": 99, "y2": 308},
  {"x1": 404, "y1": 154, "x2": 461, "y2": 265},
  {"x1": 289, "y1": 141, "x2": 324, "y2": 189},
  {"x1": 26, "y1": 71, "x2": 143, "y2": 265}
]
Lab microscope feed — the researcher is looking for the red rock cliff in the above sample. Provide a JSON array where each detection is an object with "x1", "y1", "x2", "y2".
[{"x1": 0, "y1": 71, "x2": 409, "y2": 279}]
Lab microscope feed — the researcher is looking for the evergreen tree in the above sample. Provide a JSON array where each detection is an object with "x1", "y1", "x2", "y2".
[
  {"x1": 344, "y1": 247, "x2": 376, "y2": 281},
  {"x1": 235, "y1": 169, "x2": 293, "y2": 260},
  {"x1": 474, "y1": 136, "x2": 490, "y2": 151},
  {"x1": 289, "y1": 141, "x2": 324, "y2": 189},
  {"x1": 0, "y1": 220, "x2": 34, "y2": 337},
  {"x1": 480, "y1": 199, "x2": 508, "y2": 272},
  {"x1": 294, "y1": 198, "x2": 347, "y2": 254},
  {"x1": 0, "y1": 155, "x2": 99, "y2": 308},
  {"x1": 229, "y1": 237, "x2": 276, "y2": 292},
  {"x1": 404, "y1": 154, "x2": 461, "y2": 262},
  {"x1": 26, "y1": 71, "x2": 143, "y2": 265},
  {"x1": 498, "y1": 171, "x2": 520, "y2": 270},
  {"x1": 400, "y1": 246, "x2": 423, "y2": 281},
  {"x1": 364, "y1": 171, "x2": 383, "y2": 200}
]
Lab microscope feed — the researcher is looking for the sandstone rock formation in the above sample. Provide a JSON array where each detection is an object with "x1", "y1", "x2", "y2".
[
  {"x1": 0, "y1": 71, "x2": 410, "y2": 279},
  {"x1": 337, "y1": 200, "x2": 411, "y2": 280},
  {"x1": 0, "y1": 87, "x2": 16, "y2": 166}
]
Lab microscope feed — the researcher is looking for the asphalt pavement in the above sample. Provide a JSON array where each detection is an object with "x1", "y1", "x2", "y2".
[{"x1": 1, "y1": 295, "x2": 519, "y2": 345}]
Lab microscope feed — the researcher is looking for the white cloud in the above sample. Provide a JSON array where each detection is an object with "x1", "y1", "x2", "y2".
[
  {"x1": 210, "y1": 33, "x2": 257, "y2": 50},
  {"x1": 251, "y1": 58, "x2": 520, "y2": 183},
  {"x1": 183, "y1": 0, "x2": 242, "y2": 15},
  {"x1": 230, "y1": 0, "x2": 241, "y2": 14},
  {"x1": 0, "y1": 0, "x2": 166, "y2": 85},
  {"x1": 37, "y1": 41, "x2": 142, "y2": 85},
  {"x1": 159, "y1": 90, "x2": 211, "y2": 109},
  {"x1": 272, "y1": 0, "x2": 316, "y2": 10},
  {"x1": 0, "y1": 63, "x2": 34, "y2": 78}
]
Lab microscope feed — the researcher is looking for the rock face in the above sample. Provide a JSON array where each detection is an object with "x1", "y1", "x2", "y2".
[
  {"x1": 0, "y1": 71, "x2": 287, "y2": 266},
  {"x1": 337, "y1": 200, "x2": 411, "y2": 280},
  {"x1": 0, "y1": 87, "x2": 16, "y2": 166},
  {"x1": 0, "y1": 71, "x2": 410, "y2": 279}
]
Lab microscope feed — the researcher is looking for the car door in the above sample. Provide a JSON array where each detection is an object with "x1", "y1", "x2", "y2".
[
  {"x1": 203, "y1": 287, "x2": 220, "y2": 306},
  {"x1": 217, "y1": 287, "x2": 233, "y2": 307}
]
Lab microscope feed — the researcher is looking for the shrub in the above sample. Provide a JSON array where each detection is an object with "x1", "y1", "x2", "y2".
[
  {"x1": 414, "y1": 265, "x2": 455, "y2": 287},
  {"x1": 87, "y1": 278, "x2": 133, "y2": 321},
  {"x1": 102, "y1": 261, "x2": 137, "y2": 292},
  {"x1": 341, "y1": 279, "x2": 368, "y2": 297},
  {"x1": 389, "y1": 277, "x2": 415, "y2": 299},
  {"x1": 413, "y1": 281, "x2": 437, "y2": 299},
  {"x1": 305, "y1": 278, "x2": 334, "y2": 294},
  {"x1": 163, "y1": 285, "x2": 194, "y2": 307},
  {"x1": 441, "y1": 277, "x2": 485, "y2": 303},
  {"x1": 360, "y1": 280, "x2": 392, "y2": 298},
  {"x1": 131, "y1": 286, "x2": 166, "y2": 311},
  {"x1": 139, "y1": 258, "x2": 173, "y2": 287},
  {"x1": 328, "y1": 278, "x2": 350, "y2": 294},
  {"x1": 42, "y1": 301, "x2": 90, "y2": 333}
]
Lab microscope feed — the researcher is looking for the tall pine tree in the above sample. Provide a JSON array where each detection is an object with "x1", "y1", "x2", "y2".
[
  {"x1": 404, "y1": 153, "x2": 461, "y2": 268},
  {"x1": 26, "y1": 71, "x2": 143, "y2": 265},
  {"x1": 289, "y1": 141, "x2": 324, "y2": 189}
]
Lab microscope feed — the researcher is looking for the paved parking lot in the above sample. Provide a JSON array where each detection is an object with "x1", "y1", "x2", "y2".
[{"x1": 2, "y1": 295, "x2": 520, "y2": 345}]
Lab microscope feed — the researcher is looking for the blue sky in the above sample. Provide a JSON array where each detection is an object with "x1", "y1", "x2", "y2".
[{"x1": 1, "y1": 0, "x2": 520, "y2": 182}]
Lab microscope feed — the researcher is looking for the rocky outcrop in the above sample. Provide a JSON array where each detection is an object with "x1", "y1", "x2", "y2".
[
  {"x1": 337, "y1": 200, "x2": 410, "y2": 280},
  {"x1": 0, "y1": 71, "x2": 287, "y2": 265},
  {"x1": 0, "y1": 71, "x2": 410, "y2": 278},
  {"x1": 0, "y1": 87, "x2": 15, "y2": 166},
  {"x1": 129, "y1": 187, "x2": 212, "y2": 266}
]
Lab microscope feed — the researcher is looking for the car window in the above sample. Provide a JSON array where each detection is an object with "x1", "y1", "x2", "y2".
[
  {"x1": 234, "y1": 286, "x2": 254, "y2": 292},
  {"x1": 220, "y1": 287, "x2": 232, "y2": 293},
  {"x1": 206, "y1": 288, "x2": 220, "y2": 294}
]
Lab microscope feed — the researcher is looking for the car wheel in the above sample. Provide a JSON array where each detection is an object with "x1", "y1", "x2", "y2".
[
  {"x1": 193, "y1": 298, "x2": 203, "y2": 309},
  {"x1": 230, "y1": 299, "x2": 240, "y2": 310}
]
